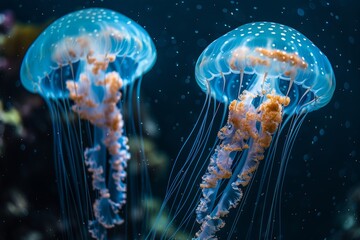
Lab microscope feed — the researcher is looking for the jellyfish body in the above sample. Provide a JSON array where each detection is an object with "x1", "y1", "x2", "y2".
[
  {"x1": 193, "y1": 22, "x2": 335, "y2": 239},
  {"x1": 20, "y1": 8, "x2": 156, "y2": 239},
  {"x1": 150, "y1": 22, "x2": 334, "y2": 239}
]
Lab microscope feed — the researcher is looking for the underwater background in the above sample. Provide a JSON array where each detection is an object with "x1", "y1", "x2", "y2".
[{"x1": 0, "y1": 0, "x2": 359, "y2": 239}]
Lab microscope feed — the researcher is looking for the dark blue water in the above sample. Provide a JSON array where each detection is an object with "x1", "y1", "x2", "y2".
[{"x1": 0, "y1": 0, "x2": 359, "y2": 239}]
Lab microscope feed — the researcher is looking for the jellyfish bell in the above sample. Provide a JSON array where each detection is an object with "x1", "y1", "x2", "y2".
[
  {"x1": 20, "y1": 8, "x2": 156, "y2": 240},
  {"x1": 196, "y1": 21, "x2": 335, "y2": 114},
  {"x1": 20, "y1": 8, "x2": 156, "y2": 99}
]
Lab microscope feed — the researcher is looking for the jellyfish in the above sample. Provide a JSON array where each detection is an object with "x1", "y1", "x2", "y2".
[
  {"x1": 20, "y1": 8, "x2": 156, "y2": 240},
  {"x1": 151, "y1": 22, "x2": 335, "y2": 239}
]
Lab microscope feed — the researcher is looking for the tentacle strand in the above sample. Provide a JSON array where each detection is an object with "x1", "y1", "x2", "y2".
[
  {"x1": 66, "y1": 55, "x2": 129, "y2": 239},
  {"x1": 195, "y1": 91, "x2": 289, "y2": 239}
]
